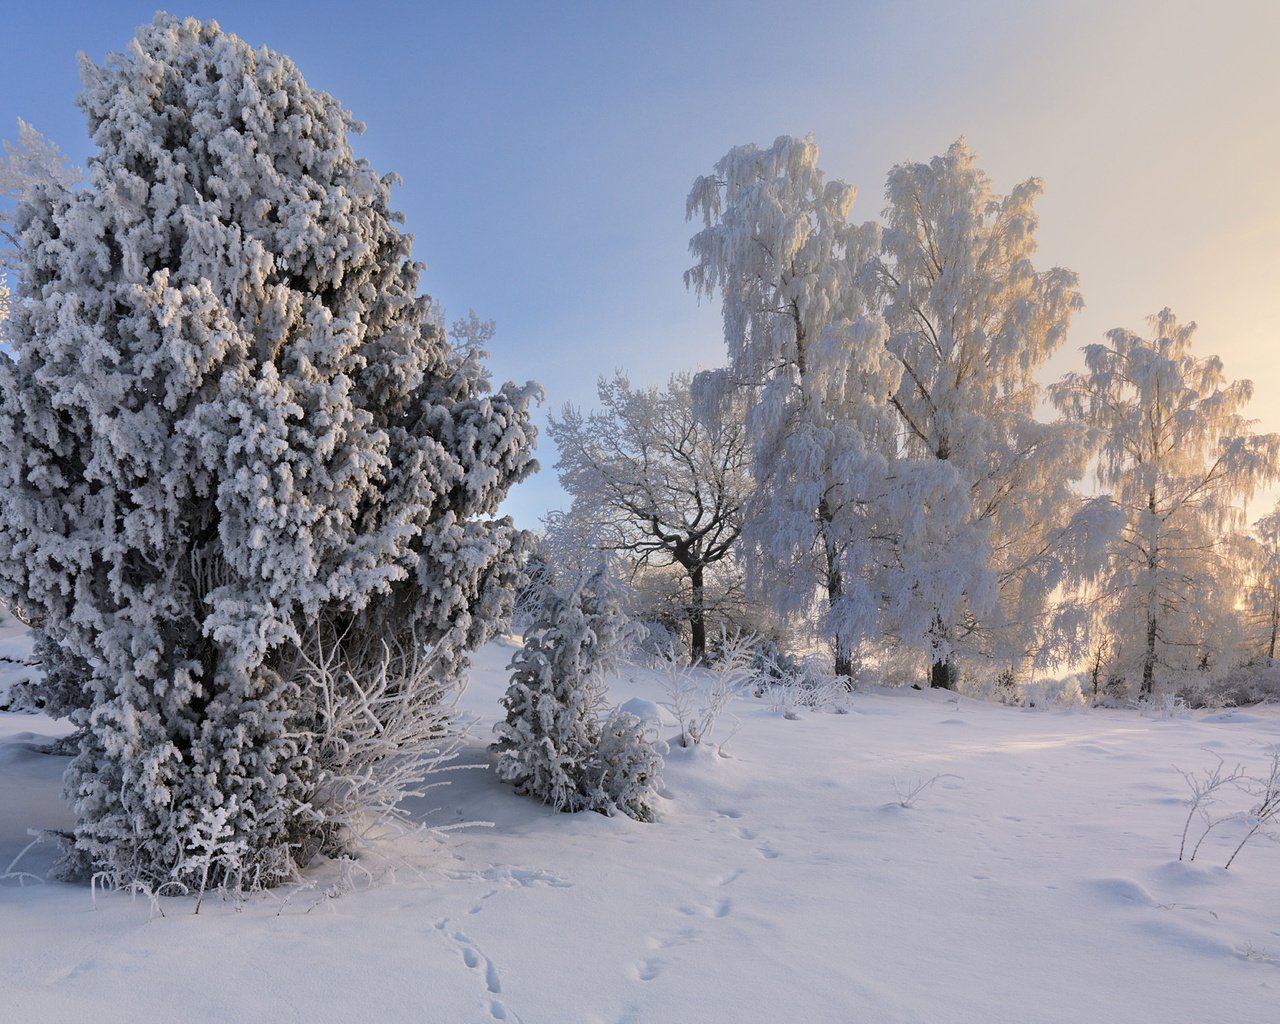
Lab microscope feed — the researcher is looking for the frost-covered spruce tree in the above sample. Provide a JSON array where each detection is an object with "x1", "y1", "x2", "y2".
[
  {"x1": 0, "y1": 15, "x2": 537, "y2": 889},
  {"x1": 493, "y1": 562, "x2": 649, "y2": 816}
]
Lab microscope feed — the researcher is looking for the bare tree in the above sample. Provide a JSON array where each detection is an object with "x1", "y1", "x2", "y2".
[{"x1": 547, "y1": 373, "x2": 748, "y2": 663}]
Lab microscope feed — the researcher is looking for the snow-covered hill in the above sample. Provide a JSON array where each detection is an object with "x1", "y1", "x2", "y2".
[{"x1": 2, "y1": 635, "x2": 1278, "y2": 1023}]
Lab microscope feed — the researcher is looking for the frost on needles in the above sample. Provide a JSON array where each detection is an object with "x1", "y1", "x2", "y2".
[
  {"x1": 493, "y1": 562, "x2": 663, "y2": 823},
  {"x1": 0, "y1": 15, "x2": 539, "y2": 891}
]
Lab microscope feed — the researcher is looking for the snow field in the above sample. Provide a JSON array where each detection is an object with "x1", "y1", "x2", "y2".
[{"x1": 2, "y1": 631, "x2": 1278, "y2": 1023}]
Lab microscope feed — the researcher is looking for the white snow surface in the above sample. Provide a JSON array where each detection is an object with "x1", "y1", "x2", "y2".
[{"x1": 2, "y1": 629, "x2": 1279, "y2": 1023}]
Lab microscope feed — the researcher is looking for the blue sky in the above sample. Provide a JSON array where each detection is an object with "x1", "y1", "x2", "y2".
[{"x1": 3, "y1": 1, "x2": 1278, "y2": 526}]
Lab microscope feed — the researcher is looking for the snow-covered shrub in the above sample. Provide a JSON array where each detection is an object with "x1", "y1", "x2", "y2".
[
  {"x1": 658, "y1": 632, "x2": 751, "y2": 747},
  {"x1": 749, "y1": 640, "x2": 848, "y2": 716},
  {"x1": 493, "y1": 563, "x2": 658, "y2": 819},
  {"x1": 633, "y1": 621, "x2": 686, "y2": 667},
  {"x1": 952, "y1": 663, "x2": 1089, "y2": 710},
  {"x1": 1015, "y1": 676, "x2": 1088, "y2": 710},
  {"x1": 291, "y1": 619, "x2": 469, "y2": 859},
  {"x1": 0, "y1": 16, "x2": 537, "y2": 891},
  {"x1": 589, "y1": 710, "x2": 664, "y2": 823},
  {"x1": 749, "y1": 639, "x2": 803, "y2": 683},
  {"x1": 1140, "y1": 692, "x2": 1190, "y2": 720},
  {"x1": 1177, "y1": 662, "x2": 1280, "y2": 708},
  {"x1": 1177, "y1": 753, "x2": 1280, "y2": 869}
]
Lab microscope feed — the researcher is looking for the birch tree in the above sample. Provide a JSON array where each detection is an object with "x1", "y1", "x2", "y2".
[
  {"x1": 1232, "y1": 506, "x2": 1280, "y2": 665},
  {"x1": 862, "y1": 139, "x2": 1097, "y2": 687},
  {"x1": 1051, "y1": 309, "x2": 1280, "y2": 694},
  {"x1": 1, "y1": 121, "x2": 80, "y2": 354},
  {"x1": 686, "y1": 135, "x2": 969, "y2": 678}
]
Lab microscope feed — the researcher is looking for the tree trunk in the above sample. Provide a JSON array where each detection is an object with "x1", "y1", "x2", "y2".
[
  {"x1": 928, "y1": 615, "x2": 955, "y2": 689},
  {"x1": 1269, "y1": 603, "x2": 1278, "y2": 664},
  {"x1": 689, "y1": 564, "x2": 707, "y2": 666},
  {"x1": 818, "y1": 499, "x2": 852, "y2": 681},
  {"x1": 1141, "y1": 611, "x2": 1158, "y2": 696}
]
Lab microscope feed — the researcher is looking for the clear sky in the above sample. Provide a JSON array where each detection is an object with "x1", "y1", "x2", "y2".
[{"x1": 3, "y1": 1, "x2": 1278, "y2": 527}]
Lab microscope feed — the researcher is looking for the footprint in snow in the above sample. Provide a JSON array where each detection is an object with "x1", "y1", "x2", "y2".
[
  {"x1": 632, "y1": 957, "x2": 664, "y2": 982},
  {"x1": 434, "y1": 919, "x2": 520, "y2": 1022},
  {"x1": 678, "y1": 896, "x2": 733, "y2": 919},
  {"x1": 646, "y1": 925, "x2": 699, "y2": 950}
]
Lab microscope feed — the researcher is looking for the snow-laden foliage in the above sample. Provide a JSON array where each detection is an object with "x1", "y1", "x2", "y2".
[
  {"x1": 655, "y1": 633, "x2": 750, "y2": 748},
  {"x1": 1, "y1": 121, "x2": 80, "y2": 356},
  {"x1": 1051, "y1": 309, "x2": 1280, "y2": 694},
  {"x1": 687, "y1": 136, "x2": 1102, "y2": 685},
  {"x1": 863, "y1": 139, "x2": 1106, "y2": 685},
  {"x1": 493, "y1": 562, "x2": 660, "y2": 820},
  {"x1": 0, "y1": 15, "x2": 538, "y2": 890},
  {"x1": 547, "y1": 373, "x2": 749, "y2": 663},
  {"x1": 590, "y1": 709, "x2": 664, "y2": 823},
  {"x1": 1237, "y1": 504, "x2": 1280, "y2": 665},
  {"x1": 686, "y1": 135, "x2": 957, "y2": 679},
  {"x1": 0, "y1": 119, "x2": 80, "y2": 261}
]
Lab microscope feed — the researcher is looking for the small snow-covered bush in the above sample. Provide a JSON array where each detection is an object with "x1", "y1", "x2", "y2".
[
  {"x1": 749, "y1": 641, "x2": 848, "y2": 716},
  {"x1": 749, "y1": 639, "x2": 803, "y2": 683},
  {"x1": 493, "y1": 563, "x2": 661, "y2": 820},
  {"x1": 964, "y1": 670, "x2": 1086, "y2": 710},
  {"x1": 590, "y1": 710, "x2": 664, "y2": 823},
  {"x1": 658, "y1": 632, "x2": 751, "y2": 748},
  {"x1": 1177, "y1": 753, "x2": 1280, "y2": 869},
  {"x1": 1139, "y1": 692, "x2": 1190, "y2": 720},
  {"x1": 1178, "y1": 662, "x2": 1280, "y2": 708},
  {"x1": 1022, "y1": 676, "x2": 1088, "y2": 710},
  {"x1": 292, "y1": 620, "x2": 467, "y2": 859},
  {"x1": 633, "y1": 621, "x2": 686, "y2": 667}
]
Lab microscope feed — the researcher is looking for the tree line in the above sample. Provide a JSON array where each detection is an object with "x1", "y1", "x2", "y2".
[{"x1": 548, "y1": 137, "x2": 1280, "y2": 698}]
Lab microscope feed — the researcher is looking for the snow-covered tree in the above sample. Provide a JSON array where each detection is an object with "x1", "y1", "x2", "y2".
[
  {"x1": 1, "y1": 120, "x2": 80, "y2": 355},
  {"x1": 860, "y1": 139, "x2": 1099, "y2": 687},
  {"x1": 1051, "y1": 309, "x2": 1280, "y2": 694},
  {"x1": 686, "y1": 136, "x2": 1094, "y2": 686},
  {"x1": 686, "y1": 135, "x2": 955, "y2": 679},
  {"x1": 1240, "y1": 506, "x2": 1280, "y2": 664},
  {"x1": 493, "y1": 562, "x2": 657, "y2": 818},
  {"x1": 0, "y1": 15, "x2": 538, "y2": 889},
  {"x1": 547, "y1": 373, "x2": 748, "y2": 664},
  {"x1": 0, "y1": 119, "x2": 80, "y2": 258}
]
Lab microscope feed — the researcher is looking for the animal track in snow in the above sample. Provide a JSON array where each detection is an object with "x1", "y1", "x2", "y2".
[
  {"x1": 434, "y1": 918, "x2": 521, "y2": 1022},
  {"x1": 631, "y1": 841, "x2": 746, "y2": 986},
  {"x1": 646, "y1": 925, "x2": 699, "y2": 950},
  {"x1": 446, "y1": 863, "x2": 575, "y2": 917},
  {"x1": 679, "y1": 896, "x2": 733, "y2": 919}
]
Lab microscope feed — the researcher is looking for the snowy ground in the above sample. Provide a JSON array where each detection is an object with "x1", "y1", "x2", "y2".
[{"x1": 2, "y1": 622, "x2": 1279, "y2": 1023}]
